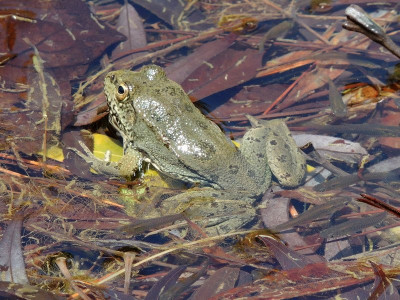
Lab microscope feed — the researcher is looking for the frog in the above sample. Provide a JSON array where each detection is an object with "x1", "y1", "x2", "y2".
[{"x1": 76, "y1": 65, "x2": 306, "y2": 235}]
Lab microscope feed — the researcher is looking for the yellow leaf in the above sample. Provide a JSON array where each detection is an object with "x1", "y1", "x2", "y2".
[
  {"x1": 93, "y1": 133, "x2": 123, "y2": 162},
  {"x1": 38, "y1": 145, "x2": 64, "y2": 162}
]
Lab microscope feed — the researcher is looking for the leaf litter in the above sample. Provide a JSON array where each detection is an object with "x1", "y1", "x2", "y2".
[{"x1": 0, "y1": 0, "x2": 400, "y2": 299}]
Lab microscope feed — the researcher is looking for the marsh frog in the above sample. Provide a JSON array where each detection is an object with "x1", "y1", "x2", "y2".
[
  {"x1": 105, "y1": 65, "x2": 305, "y2": 192},
  {"x1": 83, "y1": 65, "x2": 306, "y2": 234}
]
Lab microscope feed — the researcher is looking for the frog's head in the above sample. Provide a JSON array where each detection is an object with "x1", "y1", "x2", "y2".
[
  {"x1": 104, "y1": 65, "x2": 168, "y2": 140},
  {"x1": 104, "y1": 70, "x2": 138, "y2": 140}
]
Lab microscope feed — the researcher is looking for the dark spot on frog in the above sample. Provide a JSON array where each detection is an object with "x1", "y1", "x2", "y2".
[
  {"x1": 198, "y1": 142, "x2": 216, "y2": 156},
  {"x1": 217, "y1": 191, "x2": 227, "y2": 197},
  {"x1": 245, "y1": 136, "x2": 258, "y2": 142},
  {"x1": 228, "y1": 164, "x2": 239, "y2": 174},
  {"x1": 163, "y1": 140, "x2": 171, "y2": 149},
  {"x1": 247, "y1": 169, "x2": 256, "y2": 178},
  {"x1": 165, "y1": 86, "x2": 177, "y2": 97},
  {"x1": 210, "y1": 174, "x2": 219, "y2": 182},
  {"x1": 273, "y1": 132, "x2": 279, "y2": 137},
  {"x1": 256, "y1": 153, "x2": 265, "y2": 158},
  {"x1": 184, "y1": 103, "x2": 193, "y2": 112},
  {"x1": 269, "y1": 140, "x2": 278, "y2": 146},
  {"x1": 150, "y1": 111, "x2": 162, "y2": 122},
  {"x1": 279, "y1": 154, "x2": 288, "y2": 162},
  {"x1": 197, "y1": 121, "x2": 208, "y2": 130},
  {"x1": 211, "y1": 202, "x2": 219, "y2": 208}
]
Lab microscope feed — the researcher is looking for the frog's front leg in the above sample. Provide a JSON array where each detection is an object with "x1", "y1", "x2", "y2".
[
  {"x1": 70, "y1": 141, "x2": 143, "y2": 177},
  {"x1": 241, "y1": 117, "x2": 306, "y2": 188}
]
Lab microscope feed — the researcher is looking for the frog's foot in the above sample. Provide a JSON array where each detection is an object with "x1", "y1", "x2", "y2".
[
  {"x1": 246, "y1": 114, "x2": 263, "y2": 128},
  {"x1": 242, "y1": 116, "x2": 307, "y2": 188},
  {"x1": 68, "y1": 140, "x2": 121, "y2": 176}
]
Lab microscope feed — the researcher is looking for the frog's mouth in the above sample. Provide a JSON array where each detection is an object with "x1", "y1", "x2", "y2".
[
  {"x1": 108, "y1": 112, "x2": 117, "y2": 128},
  {"x1": 107, "y1": 99, "x2": 136, "y2": 140},
  {"x1": 108, "y1": 111, "x2": 123, "y2": 133}
]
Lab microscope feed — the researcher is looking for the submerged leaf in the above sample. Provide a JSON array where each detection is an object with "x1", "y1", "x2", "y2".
[
  {"x1": 273, "y1": 198, "x2": 350, "y2": 232},
  {"x1": 160, "y1": 263, "x2": 208, "y2": 300},
  {"x1": 131, "y1": 0, "x2": 204, "y2": 29},
  {"x1": 369, "y1": 261, "x2": 400, "y2": 300},
  {"x1": 320, "y1": 212, "x2": 387, "y2": 239},
  {"x1": 328, "y1": 78, "x2": 347, "y2": 117},
  {"x1": 145, "y1": 266, "x2": 186, "y2": 300},
  {"x1": 259, "y1": 236, "x2": 314, "y2": 270},
  {"x1": 181, "y1": 47, "x2": 262, "y2": 100},
  {"x1": 0, "y1": 218, "x2": 28, "y2": 284},
  {"x1": 111, "y1": 3, "x2": 147, "y2": 63},
  {"x1": 293, "y1": 134, "x2": 368, "y2": 163},
  {"x1": 190, "y1": 266, "x2": 240, "y2": 300},
  {"x1": 166, "y1": 34, "x2": 237, "y2": 84},
  {"x1": 0, "y1": 281, "x2": 62, "y2": 299}
]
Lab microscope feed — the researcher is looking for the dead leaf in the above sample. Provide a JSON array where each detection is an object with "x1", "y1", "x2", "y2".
[
  {"x1": 0, "y1": 218, "x2": 28, "y2": 284},
  {"x1": 181, "y1": 47, "x2": 262, "y2": 100},
  {"x1": 293, "y1": 133, "x2": 368, "y2": 163},
  {"x1": 190, "y1": 266, "x2": 240, "y2": 300},
  {"x1": 111, "y1": 3, "x2": 147, "y2": 64}
]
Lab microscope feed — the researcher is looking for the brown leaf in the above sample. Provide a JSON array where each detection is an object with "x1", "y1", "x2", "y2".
[
  {"x1": 190, "y1": 266, "x2": 240, "y2": 300},
  {"x1": 145, "y1": 266, "x2": 187, "y2": 300},
  {"x1": 0, "y1": 281, "x2": 61, "y2": 299},
  {"x1": 210, "y1": 84, "x2": 285, "y2": 119},
  {"x1": 111, "y1": 3, "x2": 147, "y2": 63},
  {"x1": 0, "y1": 0, "x2": 125, "y2": 155},
  {"x1": 73, "y1": 93, "x2": 108, "y2": 126},
  {"x1": 259, "y1": 236, "x2": 314, "y2": 270},
  {"x1": 166, "y1": 34, "x2": 237, "y2": 84},
  {"x1": 213, "y1": 261, "x2": 377, "y2": 299},
  {"x1": 181, "y1": 47, "x2": 262, "y2": 100},
  {"x1": 369, "y1": 261, "x2": 400, "y2": 300},
  {"x1": 0, "y1": 0, "x2": 125, "y2": 73},
  {"x1": 131, "y1": 0, "x2": 204, "y2": 29}
]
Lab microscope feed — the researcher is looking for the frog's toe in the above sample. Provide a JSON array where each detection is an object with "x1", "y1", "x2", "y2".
[
  {"x1": 245, "y1": 114, "x2": 263, "y2": 128},
  {"x1": 69, "y1": 141, "x2": 121, "y2": 176}
]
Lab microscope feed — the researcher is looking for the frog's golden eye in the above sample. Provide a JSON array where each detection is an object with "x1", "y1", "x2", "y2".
[{"x1": 116, "y1": 83, "x2": 129, "y2": 101}]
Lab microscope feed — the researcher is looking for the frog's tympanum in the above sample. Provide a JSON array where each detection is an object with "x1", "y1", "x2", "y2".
[{"x1": 102, "y1": 65, "x2": 306, "y2": 235}]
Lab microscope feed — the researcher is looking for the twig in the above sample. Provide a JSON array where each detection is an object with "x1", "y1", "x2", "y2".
[
  {"x1": 357, "y1": 194, "x2": 400, "y2": 218},
  {"x1": 343, "y1": 4, "x2": 400, "y2": 58}
]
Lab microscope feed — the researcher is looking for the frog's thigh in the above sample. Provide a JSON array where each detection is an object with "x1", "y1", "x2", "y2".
[
  {"x1": 241, "y1": 127, "x2": 272, "y2": 187},
  {"x1": 157, "y1": 189, "x2": 256, "y2": 235},
  {"x1": 264, "y1": 120, "x2": 306, "y2": 187}
]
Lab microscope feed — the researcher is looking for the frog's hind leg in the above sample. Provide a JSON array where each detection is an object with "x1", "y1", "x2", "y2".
[
  {"x1": 259, "y1": 118, "x2": 306, "y2": 187},
  {"x1": 240, "y1": 124, "x2": 272, "y2": 192},
  {"x1": 244, "y1": 115, "x2": 306, "y2": 188}
]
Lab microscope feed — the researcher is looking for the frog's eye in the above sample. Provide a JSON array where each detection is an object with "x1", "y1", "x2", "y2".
[{"x1": 116, "y1": 83, "x2": 129, "y2": 101}]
